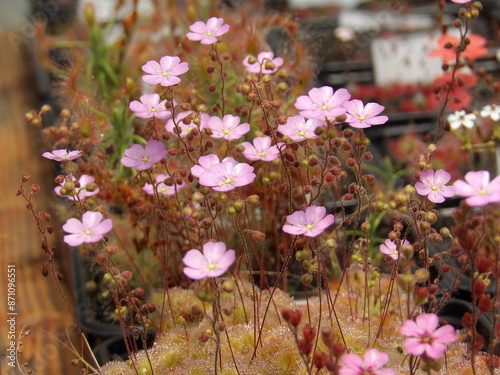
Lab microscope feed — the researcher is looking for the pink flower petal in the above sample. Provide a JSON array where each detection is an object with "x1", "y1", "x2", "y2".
[{"x1": 182, "y1": 249, "x2": 208, "y2": 269}]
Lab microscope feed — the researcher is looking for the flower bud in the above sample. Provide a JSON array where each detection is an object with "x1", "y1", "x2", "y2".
[
  {"x1": 221, "y1": 280, "x2": 235, "y2": 293},
  {"x1": 85, "y1": 182, "x2": 98, "y2": 192},
  {"x1": 290, "y1": 310, "x2": 302, "y2": 327},
  {"x1": 401, "y1": 244, "x2": 414, "y2": 259},
  {"x1": 281, "y1": 308, "x2": 292, "y2": 322},
  {"x1": 303, "y1": 324, "x2": 316, "y2": 341},
  {"x1": 252, "y1": 231, "x2": 265, "y2": 242},
  {"x1": 313, "y1": 353, "x2": 325, "y2": 370},
  {"x1": 325, "y1": 238, "x2": 336, "y2": 248},
  {"x1": 301, "y1": 273, "x2": 313, "y2": 285},
  {"x1": 415, "y1": 268, "x2": 430, "y2": 283},
  {"x1": 478, "y1": 294, "x2": 493, "y2": 313},
  {"x1": 264, "y1": 60, "x2": 276, "y2": 71}
]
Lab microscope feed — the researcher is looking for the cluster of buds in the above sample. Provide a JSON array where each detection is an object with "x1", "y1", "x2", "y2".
[{"x1": 312, "y1": 327, "x2": 345, "y2": 372}]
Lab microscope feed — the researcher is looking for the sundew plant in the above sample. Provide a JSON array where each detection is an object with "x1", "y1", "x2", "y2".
[{"x1": 18, "y1": 0, "x2": 500, "y2": 374}]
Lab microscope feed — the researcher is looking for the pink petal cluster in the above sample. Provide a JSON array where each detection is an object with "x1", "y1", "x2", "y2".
[
  {"x1": 294, "y1": 86, "x2": 351, "y2": 120},
  {"x1": 283, "y1": 206, "x2": 334, "y2": 237},
  {"x1": 142, "y1": 174, "x2": 185, "y2": 196},
  {"x1": 42, "y1": 149, "x2": 82, "y2": 161},
  {"x1": 453, "y1": 170, "x2": 500, "y2": 207},
  {"x1": 415, "y1": 169, "x2": 455, "y2": 203},
  {"x1": 165, "y1": 111, "x2": 209, "y2": 138},
  {"x1": 62, "y1": 211, "x2": 113, "y2": 246},
  {"x1": 240, "y1": 136, "x2": 284, "y2": 161},
  {"x1": 186, "y1": 17, "x2": 230, "y2": 45},
  {"x1": 191, "y1": 154, "x2": 223, "y2": 178},
  {"x1": 129, "y1": 94, "x2": 171, "y2": 119},
  {"x1": 451, "y1": 0, "x2": 470, "y2": 3},
  {"x1": 243, "y1": 51, "x2": 283, "y2": 74},
  {"x1": 380, "y1": 239, "x2": 410, "y2": 261},
  {"x1": 182, "y1": 241, "x2": 235, "y2": 280},
  {"x1": 277, "y1": 115, "x2": 323, "y2": 142},
  {"x1": 192, "y1": 154, "x2": 256, "y2": 192},
  {"x1": 400, "y1": 313, "x2": 456, "y2": 360},
  {"x1": 121, "y1": 139, "x2": 167, "y2": 171},
  {"x1": 339, "y1": 348, "x2": 396, "y2": 375},
  {"x1": 343, "y1": 99, "x2": 388, "y2": 128},
  {"x1": 141, "y1": 56, "x2": 189, "y2": 87},
  {"x1": 207, "y1": 114, "x2": 250, "y2": 140},
  {"x1": 55, "y1": 175, "x2": 99, "y2": 201}
]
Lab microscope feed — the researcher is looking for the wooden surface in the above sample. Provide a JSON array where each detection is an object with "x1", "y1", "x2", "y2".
[{"x1": 0, "y1": 33, "x2": 87, "y2": 374}]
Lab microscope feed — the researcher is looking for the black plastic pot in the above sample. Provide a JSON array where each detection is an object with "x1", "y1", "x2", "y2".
[
  {"x1": 70, "y1": 247, "x2": 124, "y2": 338},
  {"x1": 93, "y1": 330, "x2": 156, "y2": 366}
]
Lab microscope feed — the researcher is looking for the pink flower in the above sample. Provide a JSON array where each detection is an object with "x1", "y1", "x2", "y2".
[
  {"x1": 197, "y1": 158, "x2": 256, "y2": 192},
  {"x1": 283, "y1": 206, "x2": 334, "y2": 237},
  {"x1": 339, "y1": 348, "x2": 396, "y2": 375},
  {"x1": 142, "y1": 174, "x2": 185, "y2": 196},
  {"x1": 129, "y1": 94, "x2": 171, "y2": 119},
  {"x1": 207, "y1": 114, "x2": 250, "y2": 140},
  {"x1": 186, "y1": 17, "x2": 230, "y2": 45},
  {"x1": 141, "y1": 56, "x2": 189, "y2": 87},
  {"x1": 42, "y1": 149, "x2": 82, "y2": 161},
  {"x1": 415, "y1": 169, "x2": 455, "y2": 203},
  {"x1": 451, "y1": 0, "x2": 470, "y2": 3},
  {"x1": 453, "y1": 170, "x2": 500, "y2": 207},
  {"x1": 165, "y1": 111, "x2": 209, "y2": 138},
  {"x1": 121, "y1": 139, "x2": 167, "y2": 171},
  {"x1": 243, "y1": 51, "x2": 284, "y2": 74},
  {"x1": 380, "y1": 239, "x2": 410, "y2": 261},
  {"x1": 191, "y1": 154, "x2": 222, "y2": 178},
  {"x1": 182, "y1": 241, "x2": 235, "y2": 280},
  {"x1": 400, "y1": 313, "x2": 456, "y2": 360},
  {"x1": 55, "y1": 175, "x2": 99, "y2": 201},
  {"x1": 294, "y1": 86, "x2": 351, "y2": 120},
  {"x1": 240, "y1": 136, "x2": 284, "y2": 161},
  {"x1": 62, "y1": 211, "x2": 113, "y2": 246},
  {"x1": 343, "y1": 99, "x2": 388, "y2": 129},
  {"x1": 277, "y1": 115, "x2": 323, "y2": 142}
]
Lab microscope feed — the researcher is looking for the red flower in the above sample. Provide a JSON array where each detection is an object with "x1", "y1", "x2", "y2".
[
  {"x1": 431, "y1": 71, "x2": 478, "y2": 111},
  {"x1": 428, "y1": 34, "x2": 488, "y2": 62}
]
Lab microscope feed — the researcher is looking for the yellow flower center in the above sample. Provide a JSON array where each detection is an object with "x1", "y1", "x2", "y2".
[
  {"x1": 206, "y1": 31, "x2": 213, "y2": 36},
  {"x1": 142, "y1": 156, "x2": 151, "y2": 162},
  {"x1": 305, "y1": 224, "x2": 314, "y2": 230},
  {"x1": 320, "y1": 105, "x2": 328, "y2": 110},
  {"x1": 358, "y1": 115, "x2": 366, "y2": 121},
  {"x1": 150, "y1": 108, "x2": 157, "y2": 112},
  {"x1": 431, "y1": 185, "x2": 438, "y2": 191},
  {"x1": 161, "y1": 72, "x2": 170, "y2": 77},
  {"x1": 207, "y1": 263, "x2": 216, "y2": 270},
  {"x1": 222, "y1": 178, "x2": 233, "y2": 185},
  {"x1": 258, "y1": 151, "x2": 267, "y2": 157},
  {"x1": 84, "y1": 229, "x2": 92, "y2": 235},
  {"x1": 298, "y1": 131, "x2": 307, "y2": 137},
  {"x1": 480, "y1": 189, "x2": 487, "y2": 195},
  {"x1": 223, "y1": 129, "x2": 231, "y2": 135}
]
